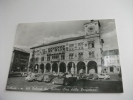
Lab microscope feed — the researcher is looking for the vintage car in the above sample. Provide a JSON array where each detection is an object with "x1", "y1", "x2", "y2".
[
  {"x1": 43, "y1": 74, "x2": 55, "y2": 82},
  {"x1": 86, "y1": 74, "x2": 98, "y2": 80},
  {"x1": 36, "y1": 73, "x2": 55, "y2": 82},
  {"x1": 52, "y1": 75, "x2": 77, "y2": 85},
  {"x1": 25, "y1": 73, "x2": 40, "y2": 82},
  {"x1": 58, "y1": 72, "x2": 64, "y2": 77},
  {"x1": 36, "y1": 73, "x2": 44, "y2": 82},
  {"x1": 97, "y1": 73, "x2": 110, "y2": 79}
]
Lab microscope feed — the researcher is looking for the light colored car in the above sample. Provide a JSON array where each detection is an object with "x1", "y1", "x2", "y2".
[
  {"x1": 43, "y1": 74, "x2": 55, "y2": 82},
  {"x1": 97, "y1": 73, "x2": 110, "y2": 79},
  {"x1": 25, "y1": 73, "x2": 40, "y2": 82},
  {"x1": 58, "y1": 72, "x2": 64, "y2": 77},
  {"x1": 86, "y1": 74, "x2": 98, "y2": 80}
]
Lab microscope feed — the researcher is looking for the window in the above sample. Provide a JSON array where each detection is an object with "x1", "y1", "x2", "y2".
[
  {"x1": 89, "y1": 51, "x2": 95, "y2": 58},
  {"x1": 47, "y1": 55, "x2": 50, "y2": 61},
  {"x1": 55, "y1": 47, "x2": 57, "y2": 52},
  {"x1": 117, "y1": 60, "x2": 119, "y2": 63},
  {"x1": 69, "y1": 44, "x2": 74, "y2": 51},
  {"x1": 35, "y1": 58, "x2": 39, "y2": 61},
  {"x1": 42, "y1": 49, "x2": 44, "y2": 54},
  {"x1": 110, "y1": 67, "x2": 113, "y2": 72},
  {"x1": 78, "y1": 52, "x2": 83, "y2": 59},
  {"x1": 69, "y1": 44, "x2": 74, "y2": 47},
  {"x1": 66, "y1": 47, "x2": 68, "y2": 51},
  {"x1": 61, "y1": 54, "x2": 65, "y2": 60},
  {"x1": 35, "y1": 50, "x2": 40, "y2": 55},
  {"x1": 48, "y1": 48, "x2": 51, "y2": 52},
  {"x1": 88, "y1": 41, "x2": 95, "y2": 48},
  {"x1": 78, "y1": 42, "x2": 84, "y2": 50},
  {"x1": 63, "y1": 45, "x2": 65, "y2": 51},
  {"x1": 41, "y1": 57, "x2": 44, "y2": 61},
  {"x1": 117, "y1": 68, "x2": 119, "y2": 71},
  {"x1": 69, "y1": 53, "x2": 74, "y2": 59}
]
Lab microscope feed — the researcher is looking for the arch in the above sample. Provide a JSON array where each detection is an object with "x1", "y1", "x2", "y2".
[
  {"x1": 87, "y1": 61, "x2": 97, "y2": 74},
  {"x1": 67, "y1": 62, "x2": 75, "y2": 73},
  {"x1": 34, "y1": 64, "x2": 39, "y2": 73},
  {"x1": 59, "y1": 62, "x2": 66, "y2": 73},
  {"x1": 52, "y1": 62, "x2": 58, "y2": 72},
  {"x1": 40, "y1": 63, "x2": 44, "y2": 73},
  {"x1": 46, "y1": 63, "x2": 51, "y2": 72},
  {"x1": 77, "y1": 61, "x2": 86, "y2": 74}
]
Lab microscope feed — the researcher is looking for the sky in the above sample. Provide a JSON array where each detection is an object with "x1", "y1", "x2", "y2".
[{"x1": 14, "y1": 19, "x2": 119, "y2": 52}]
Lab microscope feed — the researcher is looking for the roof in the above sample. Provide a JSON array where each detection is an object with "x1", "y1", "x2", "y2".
[
  {"x1": 30, "y1": 35, "x2": 85, "y2": 49},
  {"x1": 14, "y1": 47, "x2": 30, "y2": 54},
  {"x1": 102, "y1": 49, "x2": 119, "y2": 56}
]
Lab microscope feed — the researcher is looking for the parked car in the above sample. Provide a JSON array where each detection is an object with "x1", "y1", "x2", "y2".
[
  {"x1": 97, "y1": 73, "x2": 110, "y2": 79},
  {"x1": 86, "y1": 74, "x2": 98, "y2": 80},
  {"x1": 66, "y1": 73, "x2": 73, "y2": 78},
  {"x1": 43, "y1": 74, "x2": 55, "y2": 82},
  {"x1": 36, "y1": 73, "x2": 45, "y2": 82},
  {"x1": 58, "y1": 72, "x2": 64, "y2": 77},
  {"x1": 52, "y1": 75, "x2": 77, "y2": 85},
  {"x1": 76, "y1": 73, "x2": 86, "y2": 79},
  {"x1": 25, "y1": 73, "x2": 40, "y2": 82}
]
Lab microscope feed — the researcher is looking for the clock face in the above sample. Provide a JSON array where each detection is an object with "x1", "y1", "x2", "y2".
[{"x1": 88, "y1": 26, "x2": 95, "y2": 32}]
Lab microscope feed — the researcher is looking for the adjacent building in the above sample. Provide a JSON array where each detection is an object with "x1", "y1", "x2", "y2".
[
  {"x1": 10, "y1": 47, "x2": 30, "y2": 72},
  {"x1": 102, "y1": 49, "x2": 121, "y2": 74},
  {"x1": 28, "y1": 20, "x2": 104, "y2": 74}
]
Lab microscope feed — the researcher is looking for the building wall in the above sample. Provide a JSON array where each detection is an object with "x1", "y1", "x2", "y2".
[
  {"x1": 103, "y1": 52, "x2": 120, "y2": 74},
  {"x1": 11, "y1": 50, "x2": 30, "y2": 72},
  {"x1": 29, "y1": 35, "x2": 103, "y2": 74}
]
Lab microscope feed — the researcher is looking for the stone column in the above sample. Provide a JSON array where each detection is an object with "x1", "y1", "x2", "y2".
[
  {"x1": 44, "y1": 65, "x2": 46, "y2": 73},
  {"x1": 86, "y1": 65, "x2": 88, "y2": 74},
  {"x1": 58, "y1": 66, "x2": 60, "y2": 74},
  {"x1": 75, "y1": 65, "x2": 77, "y2": 74},
  {"x1": 66, "y1": 66, "x2": 68, "y2": 73},
  {"x1": 50, "y1": 66, "x2": 52, "y2": 72}
]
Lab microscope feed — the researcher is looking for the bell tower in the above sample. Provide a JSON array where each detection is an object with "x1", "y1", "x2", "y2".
[{"x1": 83, "y1": 20, "x2": 103, "y2": 74}]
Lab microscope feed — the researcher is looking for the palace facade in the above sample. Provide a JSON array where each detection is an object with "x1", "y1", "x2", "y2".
[{"x1": 28, "y1": 20, "x2": 104, "y2": 74}]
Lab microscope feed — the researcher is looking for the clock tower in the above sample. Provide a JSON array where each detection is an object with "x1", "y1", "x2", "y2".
[
  {"x1": 84, "y1": 20, "x2": 100, "y2": 36},
  {"x1": 83, "y1": 20, "x2": 103, "y2": 74}
]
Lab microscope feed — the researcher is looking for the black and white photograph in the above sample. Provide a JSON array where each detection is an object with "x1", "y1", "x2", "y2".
[{"x1": 6, "y1": 19, "x2": 123, "y2": 93}]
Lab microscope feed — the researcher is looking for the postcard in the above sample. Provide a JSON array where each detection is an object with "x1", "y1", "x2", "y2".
[{"x1": 6, "y1": 19, "x2": 123, "y2": 93}]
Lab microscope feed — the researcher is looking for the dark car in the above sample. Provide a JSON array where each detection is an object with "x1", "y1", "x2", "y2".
[
  {"x1": 86, "y1": 74, "x2": 98, "y2": 80},
  {"x1": 52, "y1": 75, "x2": 77, "y2": 85},
  {"x1": 36, "y1": 73, "x2": 44, "y2": 82},
  {"x1": 36, "y1": 73, "x2": 56, "y2": 82}
]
